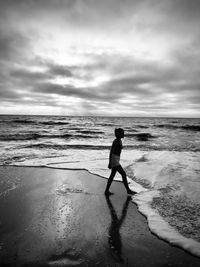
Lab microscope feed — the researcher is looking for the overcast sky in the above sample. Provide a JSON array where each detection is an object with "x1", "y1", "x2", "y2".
[{"x1": 0, "y1": 0, "x2": 200, "y2": 117}]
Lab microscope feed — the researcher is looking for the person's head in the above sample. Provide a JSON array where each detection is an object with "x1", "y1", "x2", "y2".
[{"x1": 115, "y1": 128, "x2": 124, "y2": 139}]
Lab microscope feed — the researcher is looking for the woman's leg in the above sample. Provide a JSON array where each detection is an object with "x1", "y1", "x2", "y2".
[
  {"x1": 105, "y1": 168, "x2": 117, "y2": 194},
  {"x1": 116, "y1": 165, "x2": 134, "y2": 194}
]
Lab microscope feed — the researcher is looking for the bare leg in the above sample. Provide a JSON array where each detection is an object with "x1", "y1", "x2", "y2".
[
  {"x1": 116, "y1": 165, "x2": 135, "y2": 194},
  {"x1": 105, "y1": 168, "x2": 117, "y2": 194}
]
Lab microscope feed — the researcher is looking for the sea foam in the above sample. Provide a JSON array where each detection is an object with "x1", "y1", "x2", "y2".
[{"x1": 133, "y1": 190, "x2": 200, "y2": 257}]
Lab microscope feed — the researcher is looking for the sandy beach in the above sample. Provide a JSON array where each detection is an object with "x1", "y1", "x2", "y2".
[{"x1": 0, "y1": 166, "x2": 199, "y2": 267}]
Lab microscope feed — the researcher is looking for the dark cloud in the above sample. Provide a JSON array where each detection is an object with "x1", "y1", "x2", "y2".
[
  {"x1": 0, "y1": 0, "x2": 139, "y2": 27},
  {"x1": 0, "y1": 87, "x2": 21, "y2": 100},
  {"x1": 0, "y1": 31, "x2": 30, "y2": 63},
  {"x1": 168, "y1": 0, "x2": 200, "y2": 20},
  {"x1": 47, "y1": 64, "x2": 72, "y2": 77},
  {"x1": 11, "y1": 69, "x2": 49, "y2": 81},
  {"x1": 1, "y1": 0, "x2": 200, "y2": 36},
  {"x1": 32, "y1": 82, "x2": 117, "y2": 102},
  {"x1": 7, "y1": 61, "x2": 73, "y2": 90}
]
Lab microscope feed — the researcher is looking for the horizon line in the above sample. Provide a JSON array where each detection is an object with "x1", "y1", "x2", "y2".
[{"x1": 0, "y1": 113, "x2": 199, "y2": 119}]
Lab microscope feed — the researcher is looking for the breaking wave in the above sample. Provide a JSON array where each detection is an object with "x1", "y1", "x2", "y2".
[
  {"x1": 0, "y1": 133, "x2": 73, "y2": 141},
  {"x1": 0, "y1": 133, "x2": 100, "y2": 141},
  {"x1": 155, "y1": 124, "x2": 200, "y2": 132}
]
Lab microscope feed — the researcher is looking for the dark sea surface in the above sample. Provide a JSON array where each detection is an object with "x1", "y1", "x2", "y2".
[
  {"x1": 0, "y1": 115, "x2": 200, "y2": 256},
  {"x1": 0, "y1": 115, "x2": 199, "y2": 160}
]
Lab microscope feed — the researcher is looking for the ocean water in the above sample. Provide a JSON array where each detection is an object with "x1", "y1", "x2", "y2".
[{"x1": 0, "y1": 115, "x2": 200, "y2": 256}]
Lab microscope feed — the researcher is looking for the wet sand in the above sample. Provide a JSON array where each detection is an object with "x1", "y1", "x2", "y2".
[{"x1": 0, "y1": 166, "x2": 199, "y2": 266}]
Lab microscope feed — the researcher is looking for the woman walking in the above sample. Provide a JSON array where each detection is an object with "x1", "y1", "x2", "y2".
[{"x1": 105, "y1": 128, "x2": 135, "y2": 195}]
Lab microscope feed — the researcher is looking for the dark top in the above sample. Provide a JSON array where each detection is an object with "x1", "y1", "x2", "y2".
[{"x1": 110, "y1": 138, "x2": 122, "y2": 156}]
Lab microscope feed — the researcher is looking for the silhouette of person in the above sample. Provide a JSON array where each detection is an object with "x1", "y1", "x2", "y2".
[
  {"x1": 105, "y1": 195, "x2": 131, "y2": 263},
  {"x1": 105, "y1": 128, "x2": 135, "y2": 195}
]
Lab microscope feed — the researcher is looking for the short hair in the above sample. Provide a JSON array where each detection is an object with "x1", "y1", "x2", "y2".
[{"x1": 115, "y1": 128, "x2": 124, "y2": 138}]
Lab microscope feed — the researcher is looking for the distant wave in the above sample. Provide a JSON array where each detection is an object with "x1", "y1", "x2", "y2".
[
  {"x1": 137, "y1": 125, "x2": 149, "y2": 128},
  {"x1": 96, "y1": 123, "x2": 115, "y2": 127},
  {"x1": 76, "y1": 130, "x2": 104, "y2": 134},
  {"x1": 129, "y1": 125, "x2": 149, "y2": 129},
  {"x1": 155, "y1": 124, "x2": 200, "y2": 132},
  {"x1": 11, "y1": 119, "x2": 36, "y2": 124},
  {"x1": 1, "y1": 119, "x2": 71, "y2": 126},
  {"x1": 0, "y1": 132, "x2": 98, "y2": 141},
  {"x1": 22, "y1": 144, "x2": 110, "y2": 150},
  {"x1": 39, "y1": 121, "x2": 70, "y2": 125},
  {"x1": 124, "y1": 128, "x2": 138, "y2": 132},
  {"x1": 0, "y1": 133, "x2": 43, "y2": 141},
  {"x1": 73, "y1": 134, "x2": 96, "y2": 138},
  {"x1": 125, "y1": 133, "x2": 156, "y2": 141}
]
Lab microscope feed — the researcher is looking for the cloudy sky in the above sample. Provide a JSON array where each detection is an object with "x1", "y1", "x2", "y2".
[{"x1": 0, "y1": 0, "x2": 200, "y2": 117}]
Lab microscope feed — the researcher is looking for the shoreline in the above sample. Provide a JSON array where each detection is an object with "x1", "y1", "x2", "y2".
[{"x1": 0, "y1": 166, "x2": 199, "y2": 266}]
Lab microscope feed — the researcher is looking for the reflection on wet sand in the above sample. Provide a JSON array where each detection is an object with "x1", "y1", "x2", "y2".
[{"x1": 105, "y1": 195, "x2": 131, "y2": 263}]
